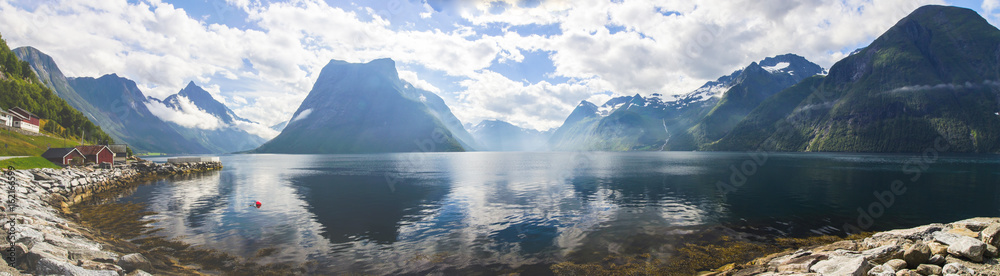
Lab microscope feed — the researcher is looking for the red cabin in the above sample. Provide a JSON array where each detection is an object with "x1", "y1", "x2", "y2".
[
  {"x1": 75, "y1": 145, "x2": 116, "y2": 164},
  {"x1": 41, "y1": 148, "x2": 86, "y2": 166},
  {"x1": 8, "y1": 107, "x2": 40, "y2": 133}
]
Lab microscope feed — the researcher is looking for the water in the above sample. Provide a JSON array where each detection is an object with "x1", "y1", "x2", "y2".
[{"x1": 123, "y1": 152, "x2": 1000, "y2": 274}]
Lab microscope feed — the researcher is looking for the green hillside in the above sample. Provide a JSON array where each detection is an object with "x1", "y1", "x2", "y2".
[
  {"x1": 713, "y1": 5, "x2": 1000, "y2": 153},
  {"x1": 0, "y1": 33, "x2": 115, "y2": 145}
]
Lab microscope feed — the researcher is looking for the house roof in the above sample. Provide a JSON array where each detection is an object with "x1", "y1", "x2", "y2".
[
  {"x1": 41, "y1": 148, "x2": 83, "y2": 159},
  {"x1": 76, "y1": 145, "x2": 111, "y2": 156},
  {"x1": 106, "y1": 144, "x2": 128, "y2": 154},
  {"x1": 8, "y1": 107, "x2": 38, "y2": 119}
]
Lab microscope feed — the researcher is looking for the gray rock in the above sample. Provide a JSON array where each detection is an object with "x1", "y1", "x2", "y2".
[
  {"x1": 895, "y1": 269, "x2": 920, "y2": 276},
  {"x1": 35, "y1": 257, "x2": 119, "y2": 276},
  {"x1": 871, "y1": 225, "x2": 944, "y2": 241},
  {"x1": 914, "y1": 264, "x2": 941, "y2": 275},
  {"x1": 903, "y1": 241, "x2": 930, "y2": 268},
  {"x1": 981, "y1": 223, "x2": 1000, "y2": 247},
  {"x1": 985, "y1": 244, "x2": 998, "y2": 258},
  {"x1": 933, "y1": 232, "x2": 986, "y2": 262},
  {"x1": 942, "y1": 262, "x2": 974, "y2": 275},
  {"x1": 863, "y1": 245, "x2": 902, "y2": 264},
  {"x1": 885, "y1": 259, "x2": 908, "y2": 271},
  {"x1": 867, "y1": 264, "x2": 895, "y2": 276},
  {"x1": 126, "y1": 270, "x2": 154, "y2": 276},
  {"x1": 927, "y1": 254, "x2": 946, "y2": 265},
  {"x1": 116, "y1": 253, "x2": 152, "y2": 272},
  {"x1": 811, "y1": 254, "x2": 873, "y2": 276}
]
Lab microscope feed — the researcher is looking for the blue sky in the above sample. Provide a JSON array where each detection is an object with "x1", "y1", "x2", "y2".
[{"x1": 1, "y1": 0, "x2": 997, "y2": 134}]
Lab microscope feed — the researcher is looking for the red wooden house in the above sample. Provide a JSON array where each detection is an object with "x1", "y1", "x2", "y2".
[
  {"x1": 8, "y1": 107, "x2": 40, "y2": 133},
  {"x1": 75, "y1": 145, "x2": 115, "y2": 164},
  {"x1": 41, "y1": 148, "x2": 86, "y2": 166}
]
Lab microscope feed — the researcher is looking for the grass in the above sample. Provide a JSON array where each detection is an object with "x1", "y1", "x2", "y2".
[
  {"x1": 0, "y1": 128, "x2": 82, "y2": 156},
  {"x1": 0, "y1": 156, "x2": 60, "y2": 169}
]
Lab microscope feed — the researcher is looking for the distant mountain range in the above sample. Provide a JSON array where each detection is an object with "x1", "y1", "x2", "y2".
[
  {"x1": 12, "y1": 5, "x2": 1000, "y2": 154},
  {"x1": 548, "y1": 5, "x2": 1000, "y2": 153},
  {"x1": 16, "y1": 47, "x2": 268, "y2": 154},
  {"x1": 548, "y1": 54, "x2": 825, "y2": 151},
  {"x1": 254, "y1": 58, "x2": 471, "y2": 153},
  {"x1": 469, "y1": 120, "x2": 551, "y2": 151}
]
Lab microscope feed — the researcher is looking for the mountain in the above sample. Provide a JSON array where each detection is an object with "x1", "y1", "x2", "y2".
[
  {"x1": 0, "y1": 36, "x2": 114, "y2": 145},
  {"x1": 254, "y1": 58, "x2": 468, "y2": 153},
  {"x1": 713, "y1": 5, "x2": 1000, "y2": 153},
  {"x1": 67, "y1": 74, "x2": 210, "y2": 153},
  {"x1": 549, "y1": 54, "x2": 824, "y2": 151},
  {"x1": 690, "y1": 54, "x2": 825, "y2": 147},
  {"x1": 13, "y1": 46, "x2": 136, "y2": 146},
  {"x1": 270, "y1": 121, "x2": 288, "y2": 132},
  {"x1": 149, "y1": 82, "x2": 267, "y2": 153},
  {"x1": 469, "y1": 120, "x2": 551, "y2": 151}
]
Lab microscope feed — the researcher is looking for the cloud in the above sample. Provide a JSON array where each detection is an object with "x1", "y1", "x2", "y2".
[
  {"x1": 451, "y1": 70, "x2": 604, "y2": 131},
  {"x1": 145, "y1": 96, "x2": 224, "y2": 130},
  {"x1": 290, "y1": 108, "x2": 312, "y2": 122},
  {"x1": 0, "y1": 0, "x2": 964, "y2": 134},
  {"x1": 233, "y1": 120, "x2": 280, "y2": 139}
]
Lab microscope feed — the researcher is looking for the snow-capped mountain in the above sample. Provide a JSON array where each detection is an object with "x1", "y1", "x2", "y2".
[{"x1": 549, "y1": 53, "x2": 825, "y2": 151}]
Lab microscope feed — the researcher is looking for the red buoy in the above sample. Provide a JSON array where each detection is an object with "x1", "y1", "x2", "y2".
[{"x1": 255, "y1": 201, "x2": 262, "y2": 208}]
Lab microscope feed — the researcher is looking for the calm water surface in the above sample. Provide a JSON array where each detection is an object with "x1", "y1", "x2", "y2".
[{"x1": 128, "y1": 152, "x2": 1000, "y2": 274}]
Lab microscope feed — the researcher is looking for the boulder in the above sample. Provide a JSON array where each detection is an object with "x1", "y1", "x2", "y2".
[
  {"x1": 913, "y1": 264, "x2": 941, "y2": 275},
  {"x1": 867, "y1": 264, "x2": 895, "y2": 276},
  {"x1": 126, "y1": 270, "x2": 154, "y2": 276},
  {"x1": 980, "y1": 223, "x2": 1000, "y2": 247},
  {"x1": 870, "y1": 225, "x2": 944, "y2": 241},
  {"x1": 903, "y1": 241, "x2": 930, "y2": 268},
  {"x1": 811, "y1": 254, "x2": 873, "y2": 276},
  {"x1": 884, "y1": 259, "x2": 907, "y2": 271},
  {"x1": 928, "y1": 241, "x2": 949, "y2": 255},
  {"x1": 117, "y1": 253, "x2": 152, "y2": 272},
  {"x1": 927, "y1": 254, "x2": 946, "y2": 265},
  {"x1": 984, "y1": 243, "x2": 999, "y2": 258},
  {"x1": 778, "y1": 253, "x2": 827, "y2": 273},
  {"x1": 863, "y1": 245, "x2": 902, "y2": 264},
  {"x1": 894, "y1": 269, "x2": 920, "y2": 276},
  {"x1": 933, "y1": 232, "x2": 986, "y2": 262},
  {"x1": 35, "y1": 257, "x2": 119, "y2": 276},
  {"x1": 942, "y1": 262, "x2": 974, "y2": 275}
]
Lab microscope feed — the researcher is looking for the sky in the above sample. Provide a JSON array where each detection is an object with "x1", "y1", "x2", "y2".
[{"x1": 0, "y1": 0, "x2": 996, "y2": 134}]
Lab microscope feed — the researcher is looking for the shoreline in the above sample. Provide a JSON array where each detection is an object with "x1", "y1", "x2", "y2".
[
  {"x1": 1, "y1": 160, "x2": 222, "y2": 275},
  {"x1": 709, "y1": 217, "x2": 1000, "y2": 275},
  {"x1": 1, "y1": 160, "x2": 998, "y2": 275}
]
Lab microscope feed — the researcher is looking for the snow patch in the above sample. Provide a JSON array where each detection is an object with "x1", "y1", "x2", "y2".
[
  {"x1": 598, "y1": 102, "x2": 627, "y2": 116},
  {"x1": 762, "y1": 62, "x2": 790, "y2": 73}
]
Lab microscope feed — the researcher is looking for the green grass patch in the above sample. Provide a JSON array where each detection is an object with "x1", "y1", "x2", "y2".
[
  {"x1": 0, "y1": 156, "x2": 60, "y2": 169},
  {"x1": 0, "y1": 128, "x2": 82, "y2": 156}
]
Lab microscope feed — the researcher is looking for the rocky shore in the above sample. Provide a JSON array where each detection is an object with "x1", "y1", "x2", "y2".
[
  {"x1": 711, "y1": 218, "x2": 1000, "y2": 276},
  {"x1": 0, "y1": 160, "x2": 222, "y2": 276}
]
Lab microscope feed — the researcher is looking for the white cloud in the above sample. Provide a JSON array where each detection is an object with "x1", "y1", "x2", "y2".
[
  {"x1": 145, "y1": 96, "x2": 224, "y2": 130},
  {"x1": 398, "y1": 69, "x2": 441, "y2": 93},
  {"x1": 233, "y1": 120, "x2": 279, "y2": 139},
  {"x1": 290, "y1": 108, "x2": 312, "y2": 122},
  {"x1": 985, "y1": 0, "x2": 1000, "y2": 25},
  {"x1": 451, "y1": 70, "x2": 603, "y2": 131},
  {"x1": 0, "y1": 0, "x2": 968, "y2": 135}
]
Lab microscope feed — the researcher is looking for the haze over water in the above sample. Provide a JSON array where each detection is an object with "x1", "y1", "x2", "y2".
[{"x1": 123, "y1": 152, "x2": 1000, "y2": 274}]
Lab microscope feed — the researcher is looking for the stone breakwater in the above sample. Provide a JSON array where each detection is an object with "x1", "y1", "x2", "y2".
[
  {"x1": 0, "y1": 160, "x2": 222, "y2": 276},
  {"x1": 712, "y1": 218, "x2": 1000, "y2": 276}
]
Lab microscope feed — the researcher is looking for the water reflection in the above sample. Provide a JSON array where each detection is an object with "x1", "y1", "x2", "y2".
[{"x1": 127, "y1": 152, "x2": 1000, "y2": 274}]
